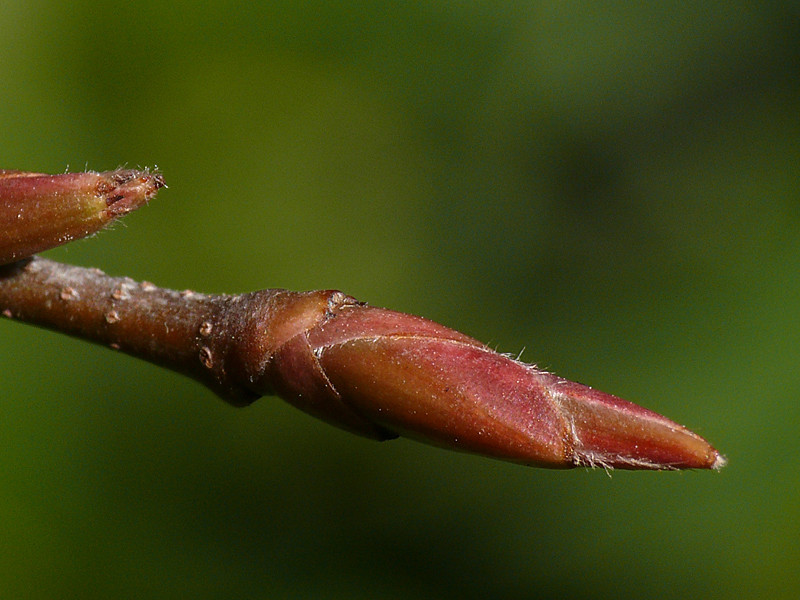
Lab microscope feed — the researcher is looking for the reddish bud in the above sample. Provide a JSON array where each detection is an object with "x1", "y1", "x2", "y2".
[
  {"x1": 0, "y1": 169, "x2": 164, "y2": 265},
  {"x1": 246, "y1": 293, "x2": 725, "y2": 470}
]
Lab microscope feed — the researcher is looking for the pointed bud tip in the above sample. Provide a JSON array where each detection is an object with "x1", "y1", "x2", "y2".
[
  {"x1": 102, "y1": 168, "x2": 165, "y2": 218},
  {"x1": 711, "y1": 452, "x2": 727, "y2": 470},
  {"x1": 548, "y1": 376, "x2": 726, "y2": 471}
]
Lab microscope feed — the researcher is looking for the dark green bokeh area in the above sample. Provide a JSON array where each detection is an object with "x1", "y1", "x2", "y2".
[{"x1": 2, "y1": 2, "x2": 798, "y2": 598}]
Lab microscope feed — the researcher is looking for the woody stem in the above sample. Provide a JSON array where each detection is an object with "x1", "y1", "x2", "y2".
[{"x1": 0, "y1": 256, "x2": 275, "y2": 405}]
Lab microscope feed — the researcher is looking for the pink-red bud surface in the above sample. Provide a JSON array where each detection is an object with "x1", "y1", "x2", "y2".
[
  {"x1": 249, "y1": 292, "x2": 725, "y2": 470},
  {"x1": 0, "y1": 169, "x2": 164, "y2": 265}
]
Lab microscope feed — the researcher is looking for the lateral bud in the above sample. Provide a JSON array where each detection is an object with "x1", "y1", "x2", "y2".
[{"x1": 0, "y1": 168, "x2": 164, "y2": 265}]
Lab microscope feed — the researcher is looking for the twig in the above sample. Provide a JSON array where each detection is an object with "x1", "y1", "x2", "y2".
[{"x1": 0, "y1": 256, "x2": 726, "y2": 470}]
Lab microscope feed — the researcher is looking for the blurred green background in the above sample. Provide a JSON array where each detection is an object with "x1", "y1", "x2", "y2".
[{"x1": 1, "y1": 2, "x2": 798, "y2": 598}]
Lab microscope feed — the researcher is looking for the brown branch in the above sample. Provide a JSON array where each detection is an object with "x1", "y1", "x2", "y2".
[{"x1": 0, "y1": 256, "x2": 726, "y2": 471}]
